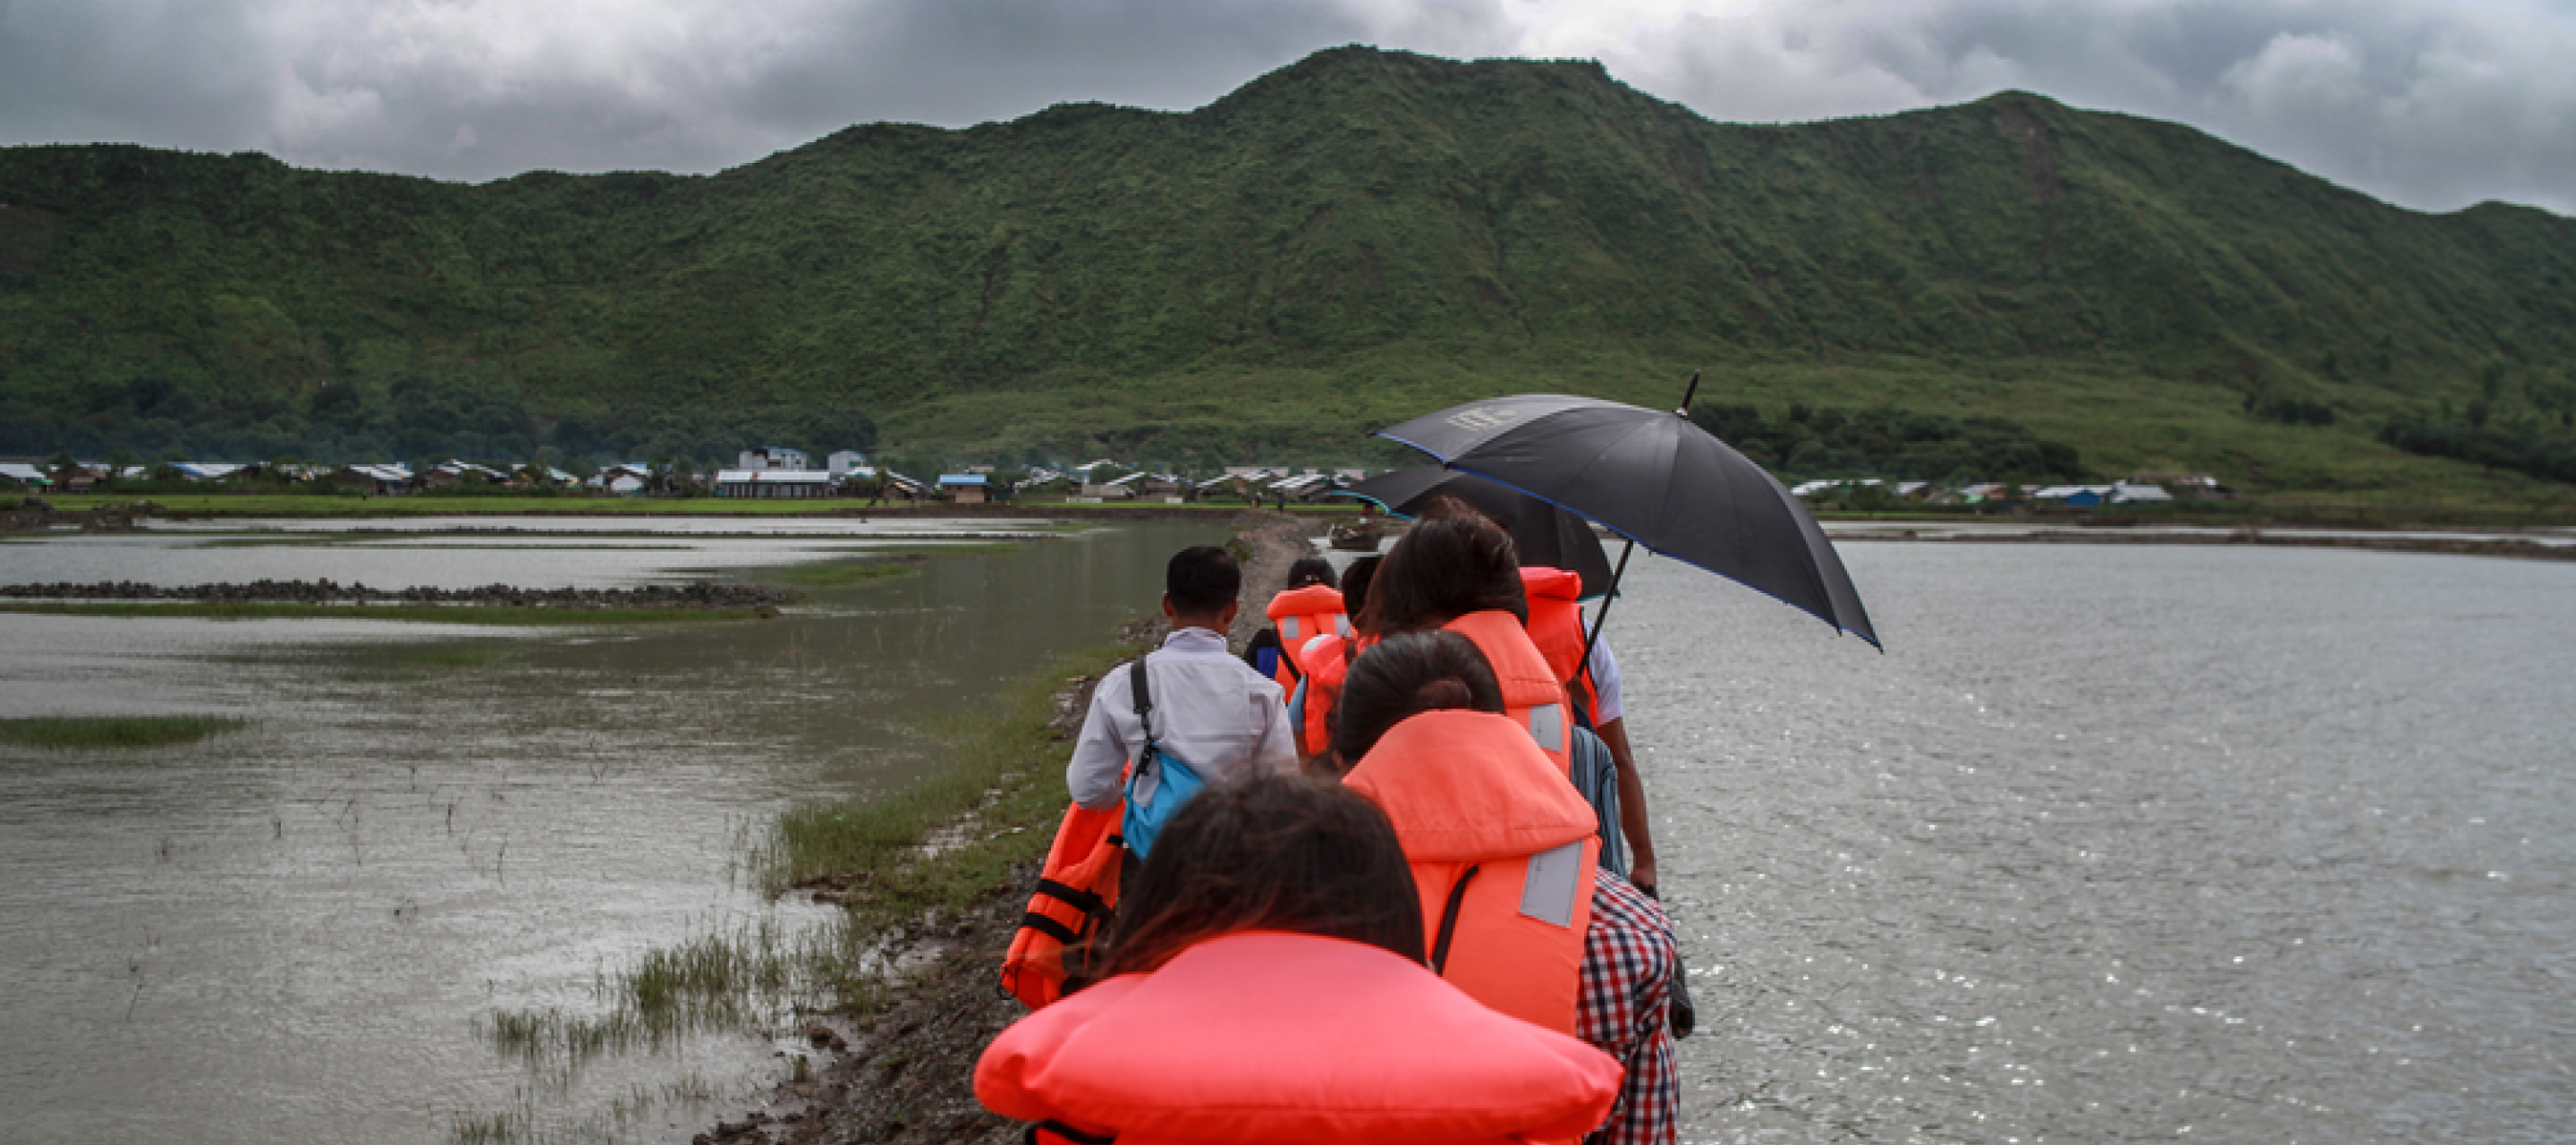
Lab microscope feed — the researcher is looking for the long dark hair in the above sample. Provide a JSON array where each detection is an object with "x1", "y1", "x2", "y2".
[
  {"x1": 1100, "y1": 772, "x2": 1425, "y2": 976},
  {"x1": 1326, "y1": 631, "x2": 1505, "y2": 768},
  {"x1": 1368, "y1": 507, "x2": 1527, "y2": 634}
]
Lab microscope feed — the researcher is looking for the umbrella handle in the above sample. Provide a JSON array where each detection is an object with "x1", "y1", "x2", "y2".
[{"x1": 1578, "y1": 539, "x2": 1635, "y2": 679}]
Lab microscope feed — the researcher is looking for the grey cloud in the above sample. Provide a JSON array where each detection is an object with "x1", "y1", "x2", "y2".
[
  {"x1": 0, "y1": 0, "x2": 279, "y2": 152},
  {"x1": 724, "y1": 0, "x2": 1372, "y2": 143},
  {"x1": 0, "y1": 0, "x2": 2568, "y2": 216},
  {"x1": 1563, "y1": 1, "x2": 2576, "y2": 214}
]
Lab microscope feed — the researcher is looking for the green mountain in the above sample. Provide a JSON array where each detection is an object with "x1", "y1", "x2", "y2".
[{"x1": 4, "y1": 46, "x2": 2572, "y2": 500}]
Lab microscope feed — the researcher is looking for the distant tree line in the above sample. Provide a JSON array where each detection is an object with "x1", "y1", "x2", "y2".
[
  {"x1": 2377, "y1": 416, "x2": 2576, "y2": 485},
  {"x1": 1686, "y1": 403, "x2": 2088, "y2": 484}
]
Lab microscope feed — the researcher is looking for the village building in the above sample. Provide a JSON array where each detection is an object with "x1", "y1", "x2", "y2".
[
  {"x1": 1082, "y1": 472, "x2": 1141, "y2": 499},
  {"x1": 0, "y1": 462, "x2": 47, "y2": 489},
  {"x1": 827, "y1": 450, "x2": 869, "y2": 477},
  {"x1": 2127, "y1": 472, "x2": 2233, "y2": 499},
  {"x1": 587, "y1": 463, "x2": 652, "y2": 496},
  {"x1": 328, "y1": 463, "x2": 413, "y2": 496},
  {"x1": 713, "y1": 469, "x2": 833, "y2": 498},
  {"x1": 737, "y1": 446, "x2": 810, "y2": 471},
  {"x1": 938, "y1": 473, "x2": 989, "y2": 504}
]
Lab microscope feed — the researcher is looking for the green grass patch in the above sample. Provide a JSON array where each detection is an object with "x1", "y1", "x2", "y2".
[
  {"x1": 750, "y1": 642, "x2": 1127, "y2": 904},
  {"x1": 0, "y1": 715, "x2": 248, "y2": 748},
  {"x1": 0, "y1": 602, "x2": 775, "y2": 624}
]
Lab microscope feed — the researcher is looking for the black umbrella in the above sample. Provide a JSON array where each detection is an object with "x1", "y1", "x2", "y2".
[
  {"x1": 1330, "y1": 468, "x2": 1617, "y2": 598},
  {"x1": 1374, "y1": 377, "x2": 1879, "y2": 649}
]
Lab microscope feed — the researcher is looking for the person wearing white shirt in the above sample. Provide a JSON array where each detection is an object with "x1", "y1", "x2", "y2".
[
  {"x1": 1582, "y1": 635, "x2": 1659, "y2": 895},
  {"x1": 1067, "y1": 546, "x2": 1300, "y2": 812}
]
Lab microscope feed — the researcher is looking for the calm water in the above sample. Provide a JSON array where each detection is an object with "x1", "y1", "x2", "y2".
[
  {"x1": 1629, "y1": 542, "x2": 2575, "y2": 1145},
  {"x1": 0, "y1": 520, "x2": 1224, "y2": 1145},
  {"x1": 4, "y1": 526, "x2": 2569, "y2": 1144}
]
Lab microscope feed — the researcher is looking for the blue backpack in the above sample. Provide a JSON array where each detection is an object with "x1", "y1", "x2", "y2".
[{"x1": 1120, "y1": 657, "x2": 1209, "y2": 861}]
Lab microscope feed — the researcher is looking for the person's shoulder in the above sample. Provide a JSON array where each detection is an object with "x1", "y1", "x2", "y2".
[
  {"x1": 1590, "y1": 869, "x2": 1669, "y2": 931},
  {"x1": 1218, "y1": 656, "x2": 1286, "y2": 699},
  {"x1": 1088, "y1": 657, "x2": 1144, "y2": 703}
]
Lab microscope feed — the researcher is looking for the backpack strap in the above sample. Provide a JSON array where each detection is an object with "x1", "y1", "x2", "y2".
[
  {"x1": 1129, "y1": 657, "x2": 1157, "y2": 752},
  {"x1": 1123, "y1": 657, "x2": 1160, "y2": 811}
]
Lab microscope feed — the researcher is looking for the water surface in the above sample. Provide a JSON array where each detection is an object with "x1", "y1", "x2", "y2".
[
  {"x1": 1631, "y1": 543, "x2": 2574, "y2": 1144},
  {"x1": 0, "y1": 520, "x2": 1224, "y2": 1145}
]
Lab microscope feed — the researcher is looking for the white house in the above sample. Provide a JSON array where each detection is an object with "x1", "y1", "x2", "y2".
[
  {"x1": 827, "y1": 450, "x2": 869, "y2": 476},
  {"x1": 738, "y1": 446, "x2": 810, "y2": 471}
]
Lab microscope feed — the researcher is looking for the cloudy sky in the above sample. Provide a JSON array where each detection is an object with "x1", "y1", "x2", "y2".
[{"x1": 3, "y1": 0, "x2": 2571, "y2": 215}]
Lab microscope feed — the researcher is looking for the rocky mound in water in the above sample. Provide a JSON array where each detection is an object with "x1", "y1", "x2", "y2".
[{"x1": 0, "y1": 578, "x2": 798, "y2": 608}]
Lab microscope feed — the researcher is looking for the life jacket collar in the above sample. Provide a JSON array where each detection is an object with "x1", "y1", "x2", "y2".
[{"x1": 1344, "y1": 710, "x2": 1595, "y2": 863}]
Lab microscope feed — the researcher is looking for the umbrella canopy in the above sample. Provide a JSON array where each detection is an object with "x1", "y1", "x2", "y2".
[
  {"x1": 1375, "y1": 393, "x2": 1879, "y2": 649},
  {"x1": 1331, "y1": 467, "x2": 1616, "y2": 598}
]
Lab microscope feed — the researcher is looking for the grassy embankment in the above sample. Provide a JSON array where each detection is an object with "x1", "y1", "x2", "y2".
[
  {"x1": 475, "y1": 641, "x2": 1123, "y2": 1072},
  {"x1": 0, "y1": 715, "x2": 247, "y2": 748}
]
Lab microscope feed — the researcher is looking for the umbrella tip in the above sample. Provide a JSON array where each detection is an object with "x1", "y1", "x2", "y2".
[{"x1": 1676, "y1": 369, "x2": 1702, "y2": 416}]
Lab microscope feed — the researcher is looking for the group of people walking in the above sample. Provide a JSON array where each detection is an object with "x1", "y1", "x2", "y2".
[{"x1": 985, "y1": 502, "x2": 1682, "y2": 1144}]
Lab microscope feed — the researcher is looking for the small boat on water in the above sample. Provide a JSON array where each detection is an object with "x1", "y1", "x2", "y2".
[{"x1": 1328, "y1": 522, "x2": 1384, "y2": 551}]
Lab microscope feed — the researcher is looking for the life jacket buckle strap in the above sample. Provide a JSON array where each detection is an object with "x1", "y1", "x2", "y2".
[{"x1": 1428, "y1": 863, "x2": 1481, "y2": 976}]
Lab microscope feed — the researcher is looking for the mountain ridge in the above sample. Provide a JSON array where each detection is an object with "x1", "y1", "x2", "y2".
[{"x1": 3, "y1": 46, "x2": 2571, "y2": 502}]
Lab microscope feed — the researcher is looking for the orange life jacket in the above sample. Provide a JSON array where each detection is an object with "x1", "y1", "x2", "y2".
[
  {"x1": 1262, "y1": 584, "x2": 1348, "y2": 689},
  {"x1": 1520, "y1": 567, "x2": 1598, "y2": 725},
  {"x1": 976, "y1": 930, "x2": 1622, "y2": 1145},
  {"x1": 1289, "y1": 630, "x2": 1372, "y2": 759},
  {"x1": 999, "y1": 797, "x2": 1127, "y2": 1009},
  {"x1": 1343, "y1": 710, "x2": 1599, "y2": 1036},
  {"x1": 1444, "y1": 609, "x2": 1574, "y2": 774}
]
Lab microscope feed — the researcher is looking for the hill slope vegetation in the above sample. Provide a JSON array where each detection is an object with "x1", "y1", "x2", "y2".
[{"x1": 3, "y1": 47, "x2": 2572, "y2": 500}]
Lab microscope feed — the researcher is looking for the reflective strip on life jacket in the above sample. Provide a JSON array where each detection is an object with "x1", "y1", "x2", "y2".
[
  {"x1": 1265, "y1": 584, "x2": 1345, "y2": 691},
  {"x1": 1343, "y1": 710, "x2": 1597, "y2": 1035}
]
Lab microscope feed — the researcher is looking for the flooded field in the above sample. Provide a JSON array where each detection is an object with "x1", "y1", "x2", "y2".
[
  {"x1": 0, "y1": 518, "x2": 1225, "y2": 1145},
  {"x1": 5, "y1": 521, "x2": 2569, "y2": 1145}
]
